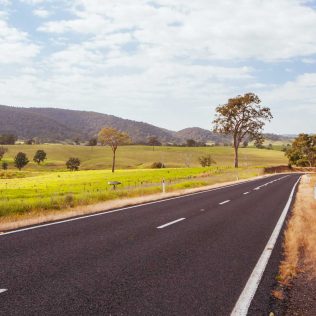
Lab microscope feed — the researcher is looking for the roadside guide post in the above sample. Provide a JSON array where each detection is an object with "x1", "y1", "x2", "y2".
[
  {"x1": 162, "y1": 179, "x2": 166, "y2": 194},
  {"x1": 108, "y1": 181, "x2": 121, "y2": 190}
]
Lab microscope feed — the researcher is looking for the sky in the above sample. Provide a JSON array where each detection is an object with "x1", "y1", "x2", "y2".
[{"x1": 0, "y1": 0, "x2": 316, "y2": 134}]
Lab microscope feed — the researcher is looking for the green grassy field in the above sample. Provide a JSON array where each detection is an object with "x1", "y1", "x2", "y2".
[
  {"x1": 0, "y1": 144, "x2": 287, "y2": 219},
  {"x1": 2, "y1": 144, "x2": 287, "y2": 170}
]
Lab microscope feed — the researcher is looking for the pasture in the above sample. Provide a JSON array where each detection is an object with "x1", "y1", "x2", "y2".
[{"x1": 0, "y1": 144, "x2": 287, "y2": 219}]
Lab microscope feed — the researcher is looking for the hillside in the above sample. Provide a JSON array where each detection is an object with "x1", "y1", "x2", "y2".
[
  {"x1": 0, "y1": 105, "x2": 177, "y2": 143},
  {"x1": 0, "y1": 105, "x2": 292, "y2": 144}
]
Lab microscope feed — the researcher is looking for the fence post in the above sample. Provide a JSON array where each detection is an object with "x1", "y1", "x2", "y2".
[
  {"x1": 314, "y1": 184, "x2": 316, "y2": 200},
  {"x1": 162, "y1": 179, "x2": 166, "y2": 193}
]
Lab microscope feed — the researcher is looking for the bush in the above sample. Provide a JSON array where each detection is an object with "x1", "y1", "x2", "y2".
[
  {"x1": 2, "y1": 162, "x2": 8, "y2": 170},
  {"x1": 64, "y1": 194, "x2": 75, "y2": 207},
  {"x1": 14, "y1": 152, "x2": 29, "y2": 170},
  {"x1": 199, "y1": 155, "x2": 216, "y2": 167},
  {"x1": 66, "y1": 157, "x2": 81, "y2": 171},
  {"x1": 151, "y1": 162, "x2": 165, "y2": 168}
]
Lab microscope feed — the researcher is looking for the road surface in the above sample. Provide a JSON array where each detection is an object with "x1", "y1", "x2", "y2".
[{"x1": 0, "y1": 173, "x2": 301, "y2": 315}]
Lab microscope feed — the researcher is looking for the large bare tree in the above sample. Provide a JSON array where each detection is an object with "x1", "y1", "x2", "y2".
[
  {"x1": 213, "y1": 93, "x2": 272, "y2": 168},
  {"x1": 98, "y1": 128, "x2": 131, "y2": 173}
]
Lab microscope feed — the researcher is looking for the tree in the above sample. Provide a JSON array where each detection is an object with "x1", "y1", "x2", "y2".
[
  {"x1": 88, "y1": 137, "x2": 98, "y2": 147},
  {"x1": 0, "y1": 146, "x2": 8, "y2": 161},
  {"x1": 33, "y1": 150, "x2": 47, "y2": 165},
  {"x1": 285, "y1": 134, "x2": 316, "y2": 167},
  {"x1": 14, "y1": 152, "x2": 29, "y2": 170},
  {"x1": 98, "y1": 128, "x2": 131, "y2": 173},
  {"x1": 213, "y1": 93, "x2": 272, "y2": 168},
  {"x1": 147, "y1": 136, "x2": 161, "y2": 151},
  {"x1": 198, "y1": 154, "x2": 216, "y2": 167},
  {"x1": 0, "y1": 134, "x2": 17, "y2": 145},
  {"x1": 186, "y1": 139, "x2": 196, "y2": 147},
  {"x1": 66, "y1": 157, "x2": 81, "y2": 171},
  {"x1": 74, "y1": 138, "x2": 81, "y2": 145},
  {"x1": 25, "y1": 139, "x2": 34, "y2": 145}
]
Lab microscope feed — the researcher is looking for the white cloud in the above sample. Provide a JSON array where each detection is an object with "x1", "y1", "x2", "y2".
[
  {"x1": 33, "y1": 8, "x2": 51, "y2": 18},
  {"x1": 1, "y1": 0, "x2": 316, "y2": 132},
  {"x1": 39, "y1": 0, "x2": 316, "y2": 61},
  {"x1": 0, "y1": 12, "x2": 40, "y2": 64}
]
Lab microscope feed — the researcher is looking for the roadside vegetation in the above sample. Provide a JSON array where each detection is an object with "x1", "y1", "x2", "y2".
[
  {"x1": 0, "y1": 166, "x2": 263, "y2": 220},
  {"x1": 280, "y1": 174, "x2": 316, "y2": 283}
]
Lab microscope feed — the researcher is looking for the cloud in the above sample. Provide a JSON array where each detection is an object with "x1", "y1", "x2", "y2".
[
  {"x1": 33, "y1": 8, "x2": 51, "y2": 18},
  {"x1": 0, "y1": 11, "x2": 40, "y2": 64},
  {"x1": 39, "y1": 0, "x2": 316, "y2": 61},
  {"x1": 1, "y1": 0, "x2": 316, "y2": 132}
]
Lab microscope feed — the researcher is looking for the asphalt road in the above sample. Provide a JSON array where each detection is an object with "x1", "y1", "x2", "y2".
[{"x1": 0, "y1": 173, "x2": 301, "y2": 315}]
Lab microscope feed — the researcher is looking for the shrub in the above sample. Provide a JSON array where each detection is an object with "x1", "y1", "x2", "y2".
[
  {"x1": 151, "y1": 162, "x2": 165, "y2": 168},
  {"x1": 2, "y1": 162, "x2": 8, "y2": 170},
  {"x1": 14, "y1": 152, "x2": 29, "y2": 170},
  {"x1": 66, "y1": 157, "x2": 81, "y2": 171},
  {"x1": 199, "y1": 155, "x2": 216, "y2": 167},
  {"x1": 64, "y1": 194, "x2": 75, "y2": 207},
  {"x1": 33, "y1": 150, "x2": 47, "y2": 165}
]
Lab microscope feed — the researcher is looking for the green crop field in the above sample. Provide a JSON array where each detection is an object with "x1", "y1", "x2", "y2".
[{"x1": 0, "y1": 144, "x2": 287, "y2": 220}]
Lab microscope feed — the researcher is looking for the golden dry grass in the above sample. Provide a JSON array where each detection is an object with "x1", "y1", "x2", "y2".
[{"x1": 279, "y1": 174, "x2": 316, "y2": 284}]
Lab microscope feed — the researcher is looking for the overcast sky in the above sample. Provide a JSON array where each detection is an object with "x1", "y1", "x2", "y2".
[{"x1": 1, "y1": 0, "x2": 316, "y2": 133}]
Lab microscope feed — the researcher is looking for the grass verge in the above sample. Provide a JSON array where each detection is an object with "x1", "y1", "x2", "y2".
[
  {"x1": 279, "y1": 174, "x2": 316, "y2": 283},
  {"x1": 0, "y1": 167, "x2": 266, "y2": 231}
]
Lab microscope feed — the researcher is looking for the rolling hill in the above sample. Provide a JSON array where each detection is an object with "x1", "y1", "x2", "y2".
[{"x1": 0, "y1": 104, "x2": 292, "y2": 144}]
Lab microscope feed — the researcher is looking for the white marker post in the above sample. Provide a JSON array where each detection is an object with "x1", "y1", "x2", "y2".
[
  {"x1": 162, "y1": 179, "x2": 166, "y2": 193},
  {"x1": 314, "y1": 185, "x2": 316, "y2": 200}
]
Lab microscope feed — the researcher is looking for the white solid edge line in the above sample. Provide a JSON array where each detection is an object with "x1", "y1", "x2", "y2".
[
  {"x1": 219, "y1": 200, "x2": 231, "y2": 205},
  {"x1": 0, "y1": 289, "x2": 7, "y2": 294},
  {"x1": 157, "y1": 218, "x2": 186, "y2": 229},
  {"x1": 0, "y1": 174, "x2": 296, "y2": 237},
  {"x1": 230, "y1": 176, "x2": 302, "y2": 316}
]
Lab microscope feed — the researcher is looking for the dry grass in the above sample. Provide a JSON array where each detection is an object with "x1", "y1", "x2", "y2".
[{"x1": 279, "y1": 174, "x2": 316, "y2": 284}]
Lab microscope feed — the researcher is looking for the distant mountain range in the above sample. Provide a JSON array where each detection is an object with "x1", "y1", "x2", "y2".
[{"x1": 0, "y1": 105, "x2": 292, "y2": 144}]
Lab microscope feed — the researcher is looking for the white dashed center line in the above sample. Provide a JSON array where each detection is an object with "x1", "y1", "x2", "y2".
[
  {"x1": 0, "y1": 289, "x2": 7, "y2": 294},
  {"x1": 243, "y1": 192, "x2": 250, "y2": 195},
  {"x1": 219, "y1": 200, "x2": 231, "y2": 205},
  {"x1": 157, "y1": 218, "x2": 186, "y2": 229}
]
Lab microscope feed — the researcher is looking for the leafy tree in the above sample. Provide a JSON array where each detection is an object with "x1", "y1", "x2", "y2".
[
  {"x1": 33, "y1": 150, "x2": 47, "y2": 165},
  {"x1": 14, "y1": 152, "x2": 29, "y2": 170},
  {"x1": 0, "y1": 134, "x2": 17, "y2": 145},
  {"x1": 151, "y1": 162, "x2": 165, "y2": 168},
  {"x1": 242, "y1": 140, "x2": 249, "y2": 148},
  {"x1": 2, "y1": 161, "x2": 8, "y2": 170},
  {"x1": 186, "y1": 139, "x2": 196, "y2": 147},
  {"x1": 147, "y1": 136, "x2": 161, "y2": 151},
  {"x1": 0, "y1": 146, "x2": 8, "y2": 161},
  {"x1": 25, "y1": 139, "x2": 34, "y2": 145},
  {"x1": 88, "y1": 138, "x2": 98, "y2": 147},
  {"x1": 74, "y1": 138, "x2": 81, "y2": 145},
  {"x1": 286, "y1": 134, "x2": 316, "y2": 167},
  {"x1": 198, "y1": 154, "x2": 216, "y2": 167},
  {"x1": 98, "y1": 128, "x2": 131, "y2": 173},
  {"x1": 213, "y1": 93, "x2": 272, "y2": 168},
  {"x1": 66, "y1": 157, "x2": 81, "y2": 171}
]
